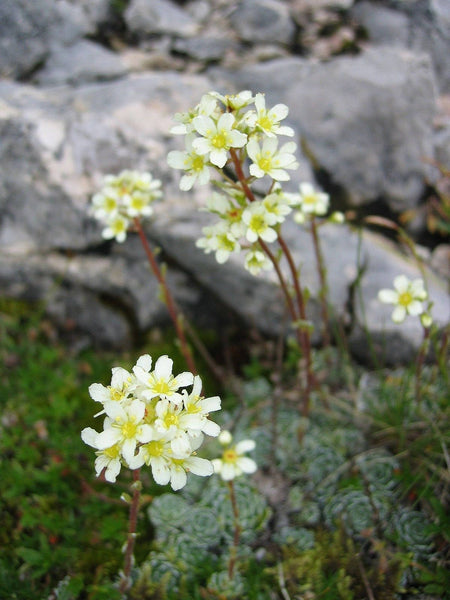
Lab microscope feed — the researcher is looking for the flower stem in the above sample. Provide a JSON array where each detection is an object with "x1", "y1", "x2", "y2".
[
  {"x1": 415, "y1": 325, "x2": 430, "y2": 402},
  {"x1": 258, "y1": 239, "x2": 298, "y2": 324},
  {"x1": 119, "y1": 469, "x2": 142, "y2": 595},
  {"x1": 310, "y1": 217, "x2": 331, "y2": 347},
  {"x1": 276, "y1": 233, "x2": 314, "y2": 416},
  {"x1": 229, "y1": 148, "x2": 256, "y2": 203},
  {"x1": 133, "y1": 217, "x2": 197, "y2": 374},
  {"x1": 227, "y1": 480, "x2": 241, "y2": 580}
]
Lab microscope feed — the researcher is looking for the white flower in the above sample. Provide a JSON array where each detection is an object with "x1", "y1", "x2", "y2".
[
  {"x1": 170, "y1": 94, "x2": 219, "y2": 135},
  {"x1": 246, "y1": 93, "x2": 294, "y2": 137},
  {"x1": 196, "y1": 221, "x2": 241, "y2": 264},
  {"x1": 167, "y1": 455, "x2": 214, "y2": 490},
  {"x1": 133, "y1": 355, "x2": 193, "y2": 404},
  {"x1": 96, "y1": 399, "x2": 153, "y2": 462},
  {"x1": 167, "y1": 135, "x2": 211, "y2": 191},
  {"x1": 244, "y1": 248, "x2": 273, "y2": 276},
  {"x1": 212, "y1": 433, "x2": 257, "y2": 481},
  {"x1": 182, "y1": 375, "x2": 221, "y2": 437},
  {"x1": 210, "y1": 90, "x2": 255, "y2": 111},
  {"x1": 88, "y1": 367, "x2": 135, "y2": 406},
  {"x1": 153, "y1": 398, "x2": 205, "y2": 455},
  {"x1": 127, "y1": 431, "x2": 174, "y2": 483},
  {"x1": 263, "y1": 191, "x2": 293, "y2": 224},
  {"x1": 81, "y1": 427, "x2": 123, "y2": 483},
  {"x1": 296, "y1": 182, "x2": 329, "y2": 217},
  {"x1": 101, "y1": 213, "x2": 130, "y2": 243},
  {"x1": 242, "y1": 202, "x2": 279, "y2": 243},
  {"x1": 91, "y1": 188, "x2": 120, "y2": 220},
  {"x1": 378, "y1": 275, "x2": 428, "y2": 323},
  {"x1": 192, "y1": 113, "x2": 247, "y2": 168},
  {"x1": 247, "y1": 138, "x2": 298, "y2": 181}
]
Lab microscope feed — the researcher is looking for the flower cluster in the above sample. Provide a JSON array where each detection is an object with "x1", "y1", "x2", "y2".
[
  {"x1": 81, "y1": 354, "x2": 221, "y2": 490},
  {"x1": 167, "y1": 90, "x2": 338, "y2": 274},
  {"x1": 91, "y1": 170, "x2": 162, "y2": 242},
  {"x1": 378, "y1": 275, "x2": 432, "y2": 326},
  {"x1": 212, "y1": 430, "x2": 257, "y2": 481}
]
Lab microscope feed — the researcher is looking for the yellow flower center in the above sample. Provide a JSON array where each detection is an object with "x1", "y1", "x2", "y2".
[
  {"x1": 249, "y1": 214, "x2": 266, "y2": 235},
  {"x1": 105, "y1": 196, "x2": 118, "y2": 211},
  {"x1": 258, "y1": 115, "x2": 274, "y2": 131},
  {"x1": 211, "y1": 130, "x2": 228, "y2": 149},
  {"x1": 398, "y1": 291, "x2": 413, "y2": 307},
  {"x1": 258, "y1": 156, "x2": 273, "y2": 172},
  {"x1": 121, "y1": 421, "x2": 138, "y2": 439},
  {"x1": 163, "y1": 412, "x2": 179, "y2": 428},
  {"x1": 191, "y1": 155, "x2": 205, "y2": 172},
  {"x1": 303, "y1": 194, "x2": 317, "y2": 205},
  {"x1": 103, "y1": 444, "x2": 120, "y2": 459},
  {"x1": 131, "y1": 196, "x2": 145, "y2": 210},
  {"x1": 223, "y1": 449, "x2": 238, "y2": 463},
  {"x1": 217, "y1": 233, "x2": 235, "y2": 252},
  {"x1": 112, "y1": 219, "x2": 126, "y2": 234},
  {"x1": 150, "y1": 377, "x2": 173, "y2": 396},
  {"x1": 146, "y1": 440, "x2": 164, "y2": 457}
]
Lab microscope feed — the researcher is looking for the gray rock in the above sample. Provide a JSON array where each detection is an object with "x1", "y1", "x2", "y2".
[
  {"x1": 125, "y1": 0, "x2": 198, "y2": 38},
  {"x1": 35, "y1": 40, "x2": 127, "y2": 86},
  {"x1": 430, "y1": 244, "x2": 450, "y2": 282},
  {"x1": 351, "y1": 2, "x2": 410, "y2": 47},
  {"x1": 349, "y1": 231, "x2": 450, "y2": 364},
  {"x1": 285, "y1": 48, "x2": 437, "y2": 211},
  {"x1": 0, "y1": 115, "x2": 96, "y2": 252},
  {"x1": 172, "y1": 36, "x2": 235, "y2": 63},
  {"x1": 229, "y1": 0, "x2": 296, "y2": 46},
  {"x1": 410, "y1": 0, "x2": 450, "y2": 93},
  {"x1": 434, "y1": 125, "x2": 450, "y2": 168},
  {"x1": 0, "y1": 243, "x2": 204, "y2": 349},
  {"x1": 0, "y1": 0, "x2": 54, "y2": 79}
]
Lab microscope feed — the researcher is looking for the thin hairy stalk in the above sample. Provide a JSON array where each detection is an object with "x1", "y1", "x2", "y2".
[
  {"x1": 277, "y1": 232, "x2": 314, "y2": 415},
  {"x1": 258, "y1": 239, "x2": 298, "y2": 324},
  {"x1": 119, "y1": 469, "x2": 142, "y2": 595},
  {"x1": 310, "y1": 217, "x2": 331, "y2": 347},
  {"x1": 227, "y1": 480, "x2": 241, "y2": 580},
  {"x1": 415, "y1": 325, "x2": 431, "y2": 402},
  {"x1": 229, "y1": 145, "x2": 313, "y2": 413},
  {"x1": 229, "y1": 148, "x2": 257, "y2": 203},
  {"x1": 133, "y1": 217, "x2": 197, "y2": 374}
]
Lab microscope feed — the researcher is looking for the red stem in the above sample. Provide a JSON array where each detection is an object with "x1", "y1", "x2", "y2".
[
  {"x1": 277, "y1": 233, "x2": 314, "y2": 416},
  {"x1": 310, "y1": 217, "x2": 331, "y2": 347}
]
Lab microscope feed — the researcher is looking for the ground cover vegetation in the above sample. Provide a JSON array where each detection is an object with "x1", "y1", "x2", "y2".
[{"x1": 1, "y1": 90, "x2": 449, "y2": 599}]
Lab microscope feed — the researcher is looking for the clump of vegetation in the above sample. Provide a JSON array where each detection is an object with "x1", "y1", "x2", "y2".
[{"x1": 1, "y1": 90, "x2": 449, "y2": 599}]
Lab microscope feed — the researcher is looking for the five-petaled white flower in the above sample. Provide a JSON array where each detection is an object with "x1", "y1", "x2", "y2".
[
  {"x1": 246, "y1": 93, "x2": 294, "y2": 137},
  {"x1": 81, "y1": 428, "x2": 124, "y2": 483},
  {"x1": 295, "y1": 182, "x2": 329, "y2": 217},
  {"x1": 212, "y1": 431, "x2": 257, "y2": 481},
  {"x1": 133, "y1": 355, "x2": 193, "y2": 405},
  {"x1": 192, "y1": 113, "x2": 247, "y2": 168},
  {"x1": 167, "y1": 134, "x2": 211, "y2": 191},
  {"x1": 196, "y1": 221, "x2": 241, "y2": 264},
  {"x1": 242, "y1": 202, "x2": 279, "y2": 243},
  {"x1": 378, "y1": 275, "x2": 428, "y2": 323},
  {"x1": 247, "y1": 138, "x2": 298, "y2": 181},
  {"x1": 101, "y1": 214, "x2": 130, "y2": 243},
  {"x1": 244, "y1": 248, "x2": 273, "y2": 276}
]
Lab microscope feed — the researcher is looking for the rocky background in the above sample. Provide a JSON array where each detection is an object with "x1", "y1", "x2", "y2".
[{"x1": 0, "y1": 0, "x2": 449, "y2": 363}]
